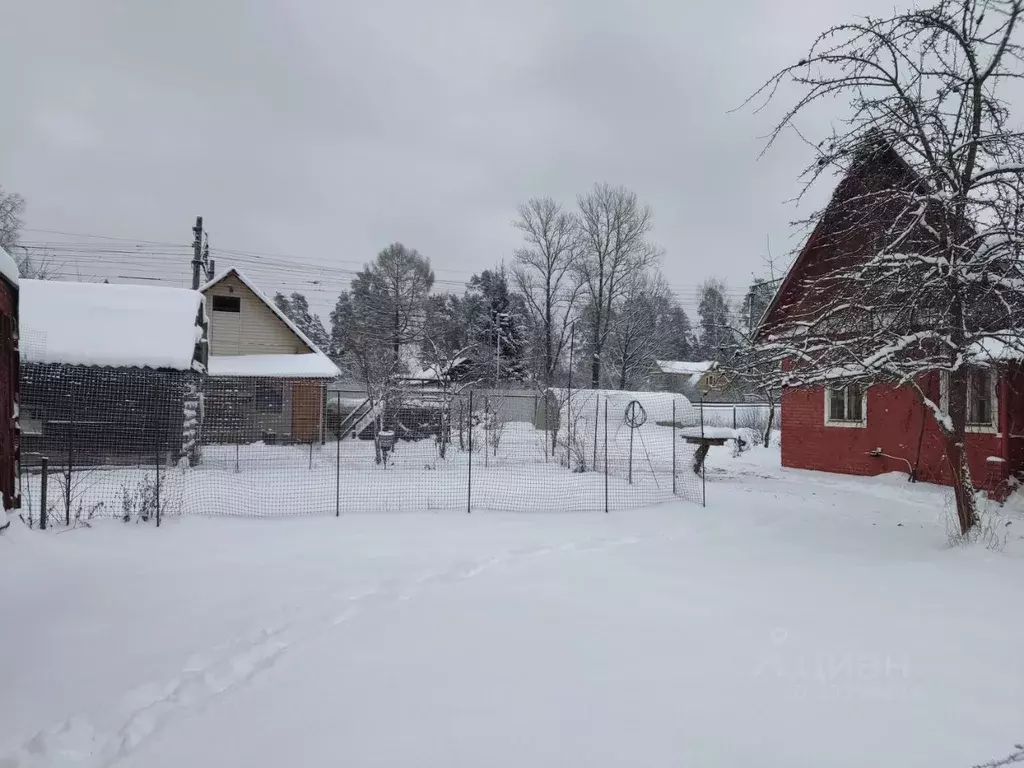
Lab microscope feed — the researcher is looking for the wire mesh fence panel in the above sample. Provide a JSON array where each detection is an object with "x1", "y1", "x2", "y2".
[
  {"x1": 463, "y1": 391, "x2": 607, "y2": 513},
  {"x1": 549, "y1": 388, "x2": 704, "y2": 509},
  {"x1": 697, "y1": 402, "x2": 781, "y2": 437},
  {"x1": 20, "y1": 364, "x2": 190, "y2": 526},
  {"x1": 16, "y1": 369, "x2": 711, "y2": 522},
  {"x1": 194, "y1": 377, "x2": 336, "y2": 516}
]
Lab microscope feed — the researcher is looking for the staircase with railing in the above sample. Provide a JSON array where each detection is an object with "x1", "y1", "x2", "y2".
[{"x1": 336, "y1": 397, "x2": 381, "y2": 440}]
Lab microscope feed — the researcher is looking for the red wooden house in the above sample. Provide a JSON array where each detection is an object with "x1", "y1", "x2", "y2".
[
  {"x1": 0, "y1": 247, "x2": 18, "y2": 512},
  {"x1": 759, "y1": 145, "x2": 1024, "y2": 498}
]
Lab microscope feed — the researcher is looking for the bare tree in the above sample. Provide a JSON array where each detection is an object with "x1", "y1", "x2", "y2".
[
  {"x1": 339, "y1": 333, "x2": 405, "y2": 465},
  {"x1": 7, "y1": 246, "x2": 57, "y2": 280},
  {"x1": 973, "y1": 743, "x2": 1024, "y2": 767},
  {"x1": 576, "y1": 184, "x2": 660, "y2": 388},
  {"x1": 0, "y1": 186, "x2": 25, "y2": 251},
  {"x1": 0, "y1": 187, "x2": 58, "y2": 279},
  {"x1": 419, "y1": 338, "x2": 476, "y2": 459},
  {"x1": 420, "y1": 296, "x2": 480, "y2": 459},
  {"x1": 606, "y1": 270, "x2": 673, "y2": 390},
  {"x1": 727, "y1": 338, "x2": 781, "y2": 448},
  {"x1": 746, "y1": 0, "x2": 1024, "y2": 535},
  {"x1": 511, "y1": 197, "x2": 583, "y2": 387}
]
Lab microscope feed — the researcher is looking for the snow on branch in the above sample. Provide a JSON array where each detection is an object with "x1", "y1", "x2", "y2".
[{"x1": 737, "y1": 0, "x2": 1024, "y2": 536}]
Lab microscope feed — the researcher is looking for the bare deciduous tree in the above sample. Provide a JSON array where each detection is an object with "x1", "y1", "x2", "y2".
[
  {"x1": 746, "y1": 0, "x2": 1024, "y2": 535},
  {"x1": 0, "y1": 186, "x2": 25, "y2": 251},
  {"x1": 576, "y1": 184, "x2": 660, "y2": 388},
  {"x1": 512, "y1": 197, "x2": 583, "y2": 387},
  {"x1": 8, "y1": 246, "x2": 57, "y2": 280},
  {"x1": 606, "y1": 270, "x2": 673, "y2": 390}
]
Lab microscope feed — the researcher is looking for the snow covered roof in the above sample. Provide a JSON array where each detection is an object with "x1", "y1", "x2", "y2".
[
  {"x1": 0, "y1": 246, "x2": 19, "y2": 287},
  {"x1": 407, "y1": 357, "x2": 469, "y2": 381},
  {"x1": 966, "y1": 335, "x2": 1024, "y2": 364},
  {"x1": 201, "y1": 268, "x2": 327, "y2": 356},
  {"x1": 20, "y1": 279, "x2": 203, "y2": 370},
  {"x1": 207, "y1": 353, "x2": 339, "y2": 378},
  {"x1": 655, "y1": 360, "x2": 716, "y2": 376}
]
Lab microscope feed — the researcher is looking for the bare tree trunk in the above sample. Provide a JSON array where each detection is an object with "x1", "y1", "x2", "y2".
[
  {"x1": 544, "y1": 280, "x2": 554, "y2": 387},
  {"x1": 590, "y1": 327, "x2": 602, "y2": 389},
  {"x1": 762, "y1": 391, "x2": 775, "y2": 447},
  {"x1": 945, "y1": 369, "x2": 976, "y2": 536}
]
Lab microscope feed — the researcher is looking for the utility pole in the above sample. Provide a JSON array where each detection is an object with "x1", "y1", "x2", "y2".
[
  {"x1": 191, "y1": 216, "x2": 204, "y2": 290},
  {"x1": 203, "y1": 233, "x2": 214, "y2": 282},
  {"x1": 494, "y1": 312, "x2": 508, "y2": 384}
]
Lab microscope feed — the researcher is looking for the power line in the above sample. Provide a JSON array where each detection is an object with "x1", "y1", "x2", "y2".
[{"x1": 13, "y1": 229, "x2": 774, "y2": 316}]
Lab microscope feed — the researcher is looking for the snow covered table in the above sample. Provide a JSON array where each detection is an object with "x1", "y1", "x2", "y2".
[{"x1": 678, "y1": 427, "x2": 740, "y2": 473}]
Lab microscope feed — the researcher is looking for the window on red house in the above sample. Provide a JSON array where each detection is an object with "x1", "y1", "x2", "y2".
[
  {"x1": 939, "y1": 369, "x2": 997, "y2": 429},
  {"x1": 968, "y1": 370, "x2": 993, "y2": 427},
  {"x1": 827, "y1": 384, "x2": 864, "y2": 423}
]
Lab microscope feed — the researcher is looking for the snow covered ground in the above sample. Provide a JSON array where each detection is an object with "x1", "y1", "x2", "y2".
[{"x1": 2, "y1": 446, "x2": 1023, "y2": 767}]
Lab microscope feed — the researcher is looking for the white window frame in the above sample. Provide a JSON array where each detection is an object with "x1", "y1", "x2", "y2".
[
  {"x1": 939, "y1": 369, "x2": 999, "y2": 434},
  {"x1": 824, "y1": 384, "x2": 868, "y2": 428}
]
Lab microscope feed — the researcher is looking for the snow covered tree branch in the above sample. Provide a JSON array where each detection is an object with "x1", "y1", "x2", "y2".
[{"x1": 745, "y1": 0, "x2": 1024, "y2": 534}]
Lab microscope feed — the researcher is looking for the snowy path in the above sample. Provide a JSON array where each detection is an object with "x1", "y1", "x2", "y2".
[{"x1": 2, "y1": 450, "x2": 1024, "y2": 767}]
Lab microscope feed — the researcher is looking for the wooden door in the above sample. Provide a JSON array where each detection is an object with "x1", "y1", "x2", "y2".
[{"x1": 290, "y1": 380, "x2": 322, "y2": 443}]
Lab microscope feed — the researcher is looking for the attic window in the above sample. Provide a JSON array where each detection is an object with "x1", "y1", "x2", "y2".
[{"x1": 212, "y1": 295, "x2": 240, "y2": 313}]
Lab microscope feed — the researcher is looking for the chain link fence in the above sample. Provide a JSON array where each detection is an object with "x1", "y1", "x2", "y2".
[{"x1": 16, "y1": 368, "x2": 729, "y2": 526}]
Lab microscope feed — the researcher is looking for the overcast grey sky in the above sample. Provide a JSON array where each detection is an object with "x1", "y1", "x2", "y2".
[{"x1": 2, "y1": 0, "x2": 899, "y2": 318}]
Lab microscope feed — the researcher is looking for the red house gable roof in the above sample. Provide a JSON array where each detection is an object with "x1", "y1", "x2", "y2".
[{"x1": 758, "y1": 141, "x2": 927, "y2": 339}]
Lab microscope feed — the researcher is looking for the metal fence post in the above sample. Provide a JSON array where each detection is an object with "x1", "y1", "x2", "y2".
[
  {"x1": 483, "y1": 394, "x2": 489, "y2": 469},
  {"x1": 627, "y1": 422, "x2": 634, "y2": 486},
  {"x1": 733, "y1": 404, "x2": 737, "y2": 430},
  {"x1": 592, "y1": 395, "x2": 599, "y2": 471},
  {"x1": 65, "y1": 389, "x2": 74, "y2": 527},
  {"x1": 467, "y1": 390, "x2": 474, "y2": 513},
  {"x1": 39, "y1": 457, "x2": 48, "y2": 530},
  {"x1": 155, "y1": 422, "x2": 161, "y2": 528},
  {"x1": 701, "y1": 394, "x2": 706, "y2": 508},
  {"x1": 458, "y1": 397, "x2": 465, "y2": 451},
  {"x1": 604, "y1": 399, "x2": 609, "y2": 514},
  {"x1": 543, "y1": 395, "x2": 549, "y2": 462},
  {"x1": 672, "y1": 399, "x2": 677, "y2": 496},
  {"x1": 335, "y1": 392, "x2": 341, "y2": 517}
]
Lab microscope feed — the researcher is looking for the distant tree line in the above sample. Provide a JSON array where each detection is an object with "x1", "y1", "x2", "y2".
[
  {"x1": 0, "y1": 182, "x2": 776, "y2": 391},
  {"x1": 272, "y1": 183, "x2": 775, "y2": 393}
]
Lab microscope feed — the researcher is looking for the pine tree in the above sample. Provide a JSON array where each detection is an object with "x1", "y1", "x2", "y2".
[
  {"x1": 697, "y1": 279, "x2": 734, "y2": 361},
  {"x1": 274, "y1": 291, "x2": 331, "y2": 353},
  {"x1": 464, "y1": 267, "x2": 528, "y2": 383}
]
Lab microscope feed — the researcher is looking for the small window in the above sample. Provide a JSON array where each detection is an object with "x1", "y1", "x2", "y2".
[
  {"x1": 940, "y1": 369, "x2": 997, "y2": 431},
  {"x1": 254, "y1": 383, "x2": 283, "y2": 413},
  {"x1": 969, "y1": 369, "x2": 993, "y2": 427},
  {"x1": 212, "y1": 295, "x2": 240, "y2": 313},
  {"x1": 825, "y1": 384, "x2": 865, "y2": 425}
]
